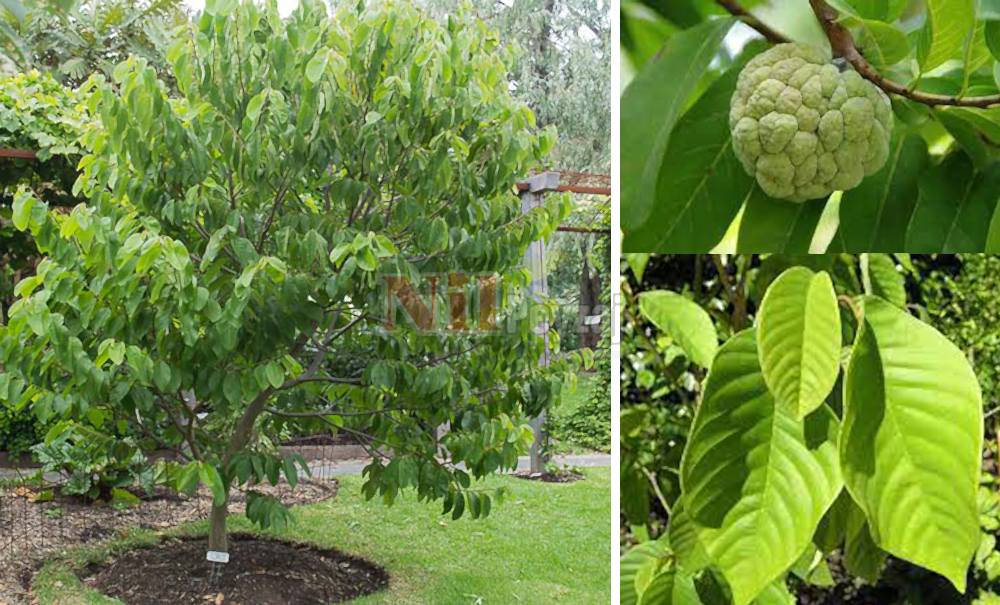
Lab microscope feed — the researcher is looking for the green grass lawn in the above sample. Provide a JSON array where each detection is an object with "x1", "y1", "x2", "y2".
[{"x1": 32, "y1": 468, "x2": 611, "y2": 605}]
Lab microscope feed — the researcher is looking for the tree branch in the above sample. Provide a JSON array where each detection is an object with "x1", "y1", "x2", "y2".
[
  {"x1": 809, "y1": 0, "x2": 1000, "y2": 107},
  {"x1": 716, "y1": 0, "x2": 1000, "y2": 108},
  {"x1": 715, "y1": 0, "x2": 788, "y2": 44}
]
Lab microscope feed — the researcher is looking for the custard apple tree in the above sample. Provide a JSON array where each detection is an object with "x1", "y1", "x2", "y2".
[
  {"x1": 0, "y1": 0, "x2": 579, "y2": 562},
  {"x1": 622, "y1": 0, "x2": 1000, "y2": 252}
]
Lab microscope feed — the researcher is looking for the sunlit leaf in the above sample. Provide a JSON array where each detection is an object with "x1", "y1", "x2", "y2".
[{"x1": 842, "y1": 296, "x2": 982, "y2": 592}]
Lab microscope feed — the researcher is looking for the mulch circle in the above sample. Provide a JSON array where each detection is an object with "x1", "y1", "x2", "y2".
[
  {"x1": 82, "y1": 533, "x2": 389, "y2": 605},
  {"x1": 513, "y1": 470, "x2": 585, "y2": 483}
]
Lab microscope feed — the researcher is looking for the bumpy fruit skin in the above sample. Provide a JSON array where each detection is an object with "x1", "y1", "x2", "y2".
[{"x1": 729, "y1": 43, "x2": 892, "y2": 202}]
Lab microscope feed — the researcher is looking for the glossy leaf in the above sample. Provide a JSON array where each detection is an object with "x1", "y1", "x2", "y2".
[
  {"x1": 736, "y1": 189, "x2": 827, "y2": 253},
  {"x1": 639, "y1": 290, "x2": 718, "y2": 369},
  {"x1": 680, "y1": 330, "x2": 843, "y2": 605},
  {"x1": 857, "y1": 20, "x2": 910, "y2": 67},
  {"x1": 842, "y1": 296, "x2": 982, "y2": 592},
  {"x1": 843, "y1": 500, "x2": 887, "y2": 581},
  {"x1": 757, "y1": 267, "x2": 841, "y2": 419},
  {"x1": 906, "y1": 152, "x2": 1000, "y2": 251},
  {"x1": 621, "y1": 18, "x2": 736, "y2": 237},
  {"x1": 833, "y1": 132, "x2": 928, "y2": 252},
  {"x1": 621, "y1": 539, "x2": 670, "y2": 605},
  {"x1": 916, "y1": 0, "x2": 975, "y2": 72},
  {"x1": 861, "y1": 253, "x2": 905, "y2": 308}
]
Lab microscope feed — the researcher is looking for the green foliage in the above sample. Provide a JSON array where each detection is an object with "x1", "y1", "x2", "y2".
[
  {"x1": 31, "y1": 422, "x2": 155, "y2": 500},
  {"x1": 621, "y1": 0, "x2": 1000, "y2": 252},
  {"x1": 547, "y1": 374, "x2": 611, "y2": 452},
  {"x1": 917, "y1": 255, "x2": 1000, "y2": 411},
  {"x1": 622, "y1": 254, "x2": 986, "y2": 604},
  {"x1": 0, "y1": 0, "x2": 575, "y2": 553},
  {"x1": 0, "y1": 0, "x2": 188, "y2": 88},
  {"x1": 0, "y1": 404, "x2": 46, "y2": 456},
  {"x1": 757, "y1": 266, "x2": 841, "y2": 418}
]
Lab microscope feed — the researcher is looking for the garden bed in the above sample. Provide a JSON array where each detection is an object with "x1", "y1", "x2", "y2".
[
  {"x1": 0, "y1": 479, "x2": 338, "y2": 604},
  {"x1": 81, "y1": 533, "x2": 388, "y2": 605}
]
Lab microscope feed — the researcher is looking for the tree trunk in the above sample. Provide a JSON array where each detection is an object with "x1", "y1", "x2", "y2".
[{"x1": 208, "y1": 500, "x2": 229, "y2": 554}]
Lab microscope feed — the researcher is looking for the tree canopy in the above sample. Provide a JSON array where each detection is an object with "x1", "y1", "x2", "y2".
[{"x1": 1, "y1": 0, "x2": 578, "y2": 556}]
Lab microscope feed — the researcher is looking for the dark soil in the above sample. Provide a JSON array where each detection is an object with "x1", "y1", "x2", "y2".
[
  {"x1": 514, "y1": 470, "x2": 585, "y2": 483},
  {"x1": 0, "y1": 479, "x2": 338, "y2": 604},
  {"x1": 83, "y1": 534, "x2": 389, "y2": 605}
]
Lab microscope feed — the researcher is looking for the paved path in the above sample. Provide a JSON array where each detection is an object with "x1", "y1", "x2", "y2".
[
  {"x1": 0, "y1": 454, "x2": 611, "y2": 483},
  {"x1": 310, "y1": 453, "x2": 611, "y2": 478}
]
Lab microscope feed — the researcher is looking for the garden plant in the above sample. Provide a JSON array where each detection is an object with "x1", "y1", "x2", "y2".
[
  {"x1": 0, "y1": 0, "x2": 582, "y2": 571},
  {"x1": 622, "y1": 0, "x2": 1000, "y2": 252},
  {"x1": 621, "y1": 254, "x2": 993, "y2": 604}
]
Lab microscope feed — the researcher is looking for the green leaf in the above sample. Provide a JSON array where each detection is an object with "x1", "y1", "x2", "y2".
[
  {"x1": 625, "y1": 43, "x2": 753, "y2": 251},
  {"x1": 736, "y1": 189, "x2": 827, "y2": 253},
  {"x1": 935, "y1": 109, "x2": 1000, "y2": 170},
  {"x1": 621, "y1": 539, "x2": 670, "y2": 605},
  {"x1": 680, "y1": 330, "x2": 843, "y2": 605},
  {"x1": 637, "y1": 570, "x2": 700, "y2": 605},
  {"x1": 12, "y1": 191, "x2": 34, "y2": 231},
  {"x1": 843, "y1": 499, "x2": 887, "y2": 581},
  {"x1": 753, "y1": 581, "x2": 796, "y2": 605},
  {"x1": 861, "y1": 253, "x2": 905, "y2": 307},
  {"x1": 282, "y1": 456, "x2": 299, "y2": 489},
  {"x1": 985, "y1": 20, "x2": 1000, "y2": 61},
  {"x1": 638, "y1": 290, "x2": 717, "y2": 368},
  {"x1": 842, "y1": 296, "x2": 982, "y2": 592},
  {"x1": 265, "y1": 362, "x2": 284, "y2": 389},
  {"x1": 153, "y1": 361, "x2": 172, "y2": 392},
  {"x1": 199, "y1": 463, "x2": 227, "y2": 507},
  {"x1": 177, "y1": 462, "x2": 200, "y2": 495},
  {"x1": 833, "y1": 132, "x2": 928, "y2": 251},
  {"x1": 906, "y1": 152, "x2": 1000, "y2": 251},
  {"x1": 856, "y1": 20, "x2": 910, "y2": 67},
  {"x1": 757, "y1": 267, "x2": 841, "y2": 419},
  {"x1": 246, "y1": 89, "x2": 268, "y2": 121},
  {"x1": 305, "y1": 50, "x2": 329, "y2": 84},
  {"x1": 916, "y1": 0, "x2": 975, "y2": 72},
  {"x1": 621, "y1": 18, "x2": 734, "y2": 233}
]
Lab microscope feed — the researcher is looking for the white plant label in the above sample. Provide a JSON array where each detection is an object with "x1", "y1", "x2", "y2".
[{"x1": 206, "y1": 551, "x2": 230, "y2": 564}]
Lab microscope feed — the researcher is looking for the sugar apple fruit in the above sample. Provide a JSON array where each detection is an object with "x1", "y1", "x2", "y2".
[{"x1": 729, "y1": 43, "x2": 892, "y2": 202}]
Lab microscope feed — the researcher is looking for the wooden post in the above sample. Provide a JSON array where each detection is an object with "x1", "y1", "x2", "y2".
[{"x1": 520, "y1": 171, "x2": 559, "y2": 474}]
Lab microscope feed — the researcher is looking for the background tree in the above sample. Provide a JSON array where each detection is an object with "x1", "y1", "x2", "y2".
[
  {"x1": 0, "y1": 0, "x2": 577, "y2": 562},
  {"x1": 426, "y1": 0, "x2": 610, "y2": 173},
  {"x1": 0, "y1": 0, "x2": 188, "y2": 87}
]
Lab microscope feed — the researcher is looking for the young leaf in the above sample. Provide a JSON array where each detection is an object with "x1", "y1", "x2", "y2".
[
  {"x1": 842, "y1": 296, "x2": 982, "y2": 592},
  {"x1": 916, "y1": 0, "x2": 975, "y2": 73},
  {"x1": 621, "y1": 18, "x2": 734, "y2": 233},
  {"x1": 861, "y1": 253, "x2": 905, "y2": 307},
  {"x1": 199, "y1": 463, "x2": 227, "y2": 507},
  {"x1": 12, "y1": 190, "x2": 34, "y2": 231},
  {"x1": 680, "y1": 330, "x2": 843, "y2": 605},
  {"x1": 638, "y1": 290, "x2": 717, "y2": 369},
  {"x1": 757, "y1": 267, "x2": 841, "y2": 419}
]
